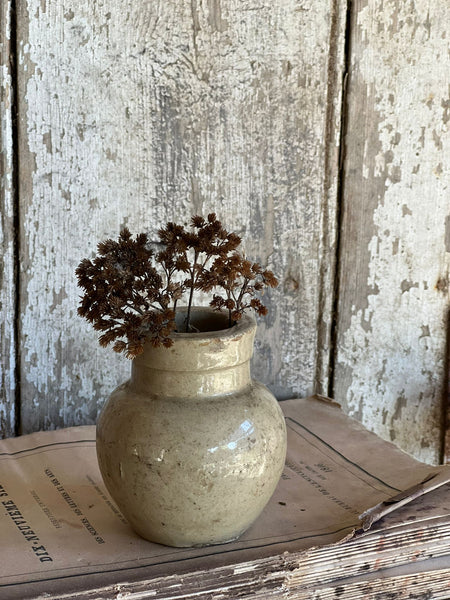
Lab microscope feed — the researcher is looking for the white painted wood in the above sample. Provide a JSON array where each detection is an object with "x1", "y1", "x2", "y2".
[
  {"x1": 0, "y1": 0, "x2": 16, "y2": 438},
  {"x1": 3, "y1": 0, "x2": 449, "y2": 466},
  {"x1": 334, "y1": 0, "x2": 450, "y2": 463},
  {"x1": 16, "y1": 1, "x2": 344, "y2": 432}
]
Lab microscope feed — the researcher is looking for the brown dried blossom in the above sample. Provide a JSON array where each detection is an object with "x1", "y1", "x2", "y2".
[
  {"x1": 76, "y1": 214, "x2": 278, "y2": 357},
  {"x1": 76, "y1": 228, "x2": 176, "y2": 358},
  {"x1": 203, "y1": 253, "x2": 278, "y2": 326}
]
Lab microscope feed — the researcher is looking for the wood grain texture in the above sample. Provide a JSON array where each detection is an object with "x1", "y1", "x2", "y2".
[
  {"x1": 0, "y1": 0, "x2": 16, "y2": 438},
  {"x1": 15, "y1": 1, "x2": 344, "y2": 433},
  {"x1": 445, "y1": 320, "x2": 450, "y2": 464},
  {"x1": 334, "y1": 0, "x2": 450, "y2": 463}
]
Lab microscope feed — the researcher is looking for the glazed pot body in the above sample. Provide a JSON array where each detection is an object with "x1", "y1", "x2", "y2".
[{"x1": 96, "y1": 308, "x2": 287, "y2": 547}]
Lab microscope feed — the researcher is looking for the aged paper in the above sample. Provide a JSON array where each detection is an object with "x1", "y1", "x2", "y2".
[{"x1": 1, "y1": 396, "x2": 449, "y2": 599}]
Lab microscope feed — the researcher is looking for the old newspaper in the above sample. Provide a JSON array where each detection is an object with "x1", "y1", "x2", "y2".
[{"x1": 1, "y1": 396, "x2": 449, "y2": 598}]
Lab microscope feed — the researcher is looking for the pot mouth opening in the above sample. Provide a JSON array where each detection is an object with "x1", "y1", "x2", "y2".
[{"x1": 173, "y1": 307, "x2": 254, "y2": 337}]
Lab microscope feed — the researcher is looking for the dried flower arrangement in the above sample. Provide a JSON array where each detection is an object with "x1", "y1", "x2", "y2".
[{"x1": 76, "y1": 213, "x2": 278, "y2": 358}]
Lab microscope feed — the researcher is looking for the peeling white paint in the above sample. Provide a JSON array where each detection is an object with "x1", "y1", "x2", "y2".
[
  {"x1": 336, "y1": 0, "x2": 450, "y2": 463},
  {"x1": 15, "y1": 0, "x2": 344, "y2": 432},
  {"x1": 4, "y1": 0, "x2": 449, "y2": 462}
]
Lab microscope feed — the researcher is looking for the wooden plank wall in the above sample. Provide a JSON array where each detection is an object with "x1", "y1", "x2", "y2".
[
  {"x1": 5, "y1": 1, "x2": 346, "y2": 434},
  {"x1": 0, "y1": 0, "x2": 449, "y2": 464},
  {"x1": 334, "y1": 0, "x2": 450, "y2": 464}
]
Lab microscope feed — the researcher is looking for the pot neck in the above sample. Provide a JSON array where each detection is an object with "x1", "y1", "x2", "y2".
[
  {"x1": 131, "y1": 361, "x2": 252, "y2": 398},
  {"x1": 130, "y1": 310, "x2": 256, "y2": 398}
]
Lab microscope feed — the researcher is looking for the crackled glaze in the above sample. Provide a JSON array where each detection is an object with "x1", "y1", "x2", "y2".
[{"x1": 96, "y1": 309, "x2": 287, "y2": 547}]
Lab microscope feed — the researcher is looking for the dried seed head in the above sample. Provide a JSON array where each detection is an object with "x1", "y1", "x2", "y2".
[{"x1": 76, "y1": 216, "x2": 278, "y2": 356}]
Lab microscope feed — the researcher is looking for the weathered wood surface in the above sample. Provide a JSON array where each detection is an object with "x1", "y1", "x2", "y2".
[
  {"x1": 1, "y1": 0, "x2": 449, "y2": 465},
  {"x1": 0, "y1": 0, "x2": 16, "y2": 438},
  {"x1": 334, "y1": 0, "x2": 450, "y2": 464},
  {"x1": 12, "y1": 1, "x2": 345, "y2": 434}
]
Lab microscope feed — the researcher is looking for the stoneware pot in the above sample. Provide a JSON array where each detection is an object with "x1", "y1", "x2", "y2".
[{"x1": 96, "y1": 307, "x2": 287, "y2": 547}]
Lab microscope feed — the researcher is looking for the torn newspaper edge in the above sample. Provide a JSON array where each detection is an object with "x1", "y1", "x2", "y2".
[{"x1": 359, "y1": 469, "x2": 450, "y2": 531}]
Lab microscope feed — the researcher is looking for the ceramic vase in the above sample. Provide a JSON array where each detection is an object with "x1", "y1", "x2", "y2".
[{"x1": 96, "y1": 308, "x2": 287, "y2": 547}]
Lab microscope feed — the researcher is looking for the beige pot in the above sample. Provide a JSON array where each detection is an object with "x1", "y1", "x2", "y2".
[{"x1": 96, "y1": 308, "x2": 287, "y2": 547}]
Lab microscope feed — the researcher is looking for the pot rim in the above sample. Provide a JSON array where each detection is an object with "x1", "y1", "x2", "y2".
[
  {"x1": 134, "y1": 306, "x2": 257, "y2": 371},
  {"x1": 170, "y1": 306, "x2": 256, "y2": 341}
]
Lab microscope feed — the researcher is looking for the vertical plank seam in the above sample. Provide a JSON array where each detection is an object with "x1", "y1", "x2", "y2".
[
  {"x1": 0, "y1": 0, "x2": 14, "y2": 438},
  {"x1": 442, "y1": 307, "x2": 449, "y2": 464},
  {"x1": 315, "y1": 0, "x2": 347, "y2": 396},
  {"x1": 327, "y1": 0, "x2": 352, "y2": 401},
  {"x1": 9, "y1": 0, "x2": 21, "y2": 436}
]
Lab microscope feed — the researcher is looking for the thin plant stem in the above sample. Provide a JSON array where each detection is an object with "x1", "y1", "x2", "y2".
[{"x1": 185, "y1": 251, "x2": 198, "y2": 332}]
